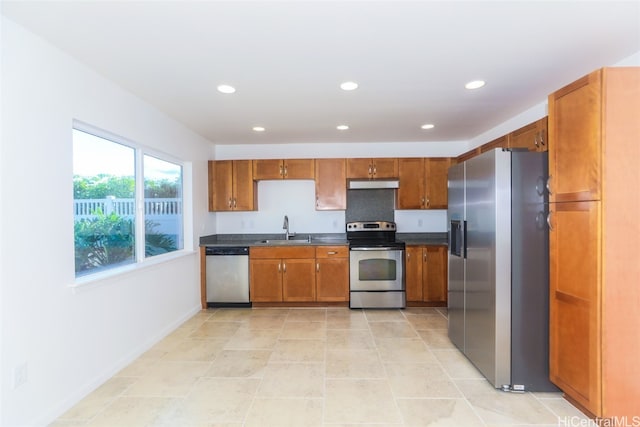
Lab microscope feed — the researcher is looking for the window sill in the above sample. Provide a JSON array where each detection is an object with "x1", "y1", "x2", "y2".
[{"x1": 69, "y1": 249, "x2": 197, "y2": 293}]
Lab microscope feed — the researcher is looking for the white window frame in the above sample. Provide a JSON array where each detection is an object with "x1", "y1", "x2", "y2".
[{"x1": 72, "y1": 120, "x2": 193, "y2": 287}]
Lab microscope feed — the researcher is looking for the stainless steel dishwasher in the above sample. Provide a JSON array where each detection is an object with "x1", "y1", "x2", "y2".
[{"x1": 205, "y1": 246, "x2": 251, "y2": 307}]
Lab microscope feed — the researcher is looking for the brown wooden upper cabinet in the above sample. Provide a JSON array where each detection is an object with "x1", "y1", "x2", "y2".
[
  {"x1": 315, "y1": 159, "x2": 346, "y2": 210},
  {"x1": 397, "y1": 158, "x2": 451, "y2": 210},
  {"x1": 346, "y1": 158, "x2": 398, "y2": 179},
  {"x1": 253, "y1": 159, "x2": 315, "y2": 180},
  {"x1": 208, "y1": 160, "x2": 256, "y2": 211},
  {"x1": 549, "y1": 71, "x2": 604, "y2": 203},
  {"x1": 456, "y1": 117, "x2": 548, "y2": 163},
  {"x1": 509, "y1": 117, "x2": 548, "y2": 152},
  {"x1": 456, "y1": 147, "x2": 481, "y2": 163},
  {"x1": 480, "y1": 135, "x2": 508, "y2": 153}
]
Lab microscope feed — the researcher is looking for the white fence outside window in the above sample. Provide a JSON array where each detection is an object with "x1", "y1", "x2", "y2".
[{"x1": 74, "y1": 197, "x2": 182, "y2": 236}]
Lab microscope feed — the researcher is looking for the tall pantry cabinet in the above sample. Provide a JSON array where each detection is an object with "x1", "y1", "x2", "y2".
[{"x1": 548, "y1": 67, "x2": 640, "y2": 418}]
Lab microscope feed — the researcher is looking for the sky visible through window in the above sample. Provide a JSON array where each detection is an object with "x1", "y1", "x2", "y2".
[{"x1": 72, "y1": 129, "x2": 179, "y2": 181}]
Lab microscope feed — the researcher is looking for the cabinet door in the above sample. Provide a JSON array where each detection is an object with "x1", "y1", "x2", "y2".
[
  {"x1": 283, "y1": 159, "x2": 315, "y2": 179},
  {"x1": 397, "y1": 158, "x2": 425, "y2": 209},
  {"x1": 549, "y1": 70, "x2": 602, "y2": 203},
  {"x1": 371, "y1": 158, "x2": 398, "y2": 179},
  {"x1": 405, "y1": 246, "x2": 423, "y2": 302},
  {"x1": 232, "y1": 160, "x2": 256, "y2": 211},
  {"x1": 549, "y1": 201, "x2": 601, "y2": 414},
  {"x1": 423, "y1": 246, "x2": 448, "y2": 303},
  {"x1": 208, "y1": 160, "x2": 233, "y2": 211},
  {"x1": 425, "y1": 158, "x2": 451, "y2": 209},
  {"x1": 346, "y1": 158, "x2": 373, "y2": 179},
  {"x1": 250, "y1": 259, "x2": 283, "y2": 302},
  {"x1": 282, "y1": 258, "x2": 316, "y2": 301},
  {"x1": 253, "y1": 159, "x2": 283, "y2": 180},
  {"x1": 510, "y1": 118, "x2": 548, "y2": 152},
  {"x1": 316, "y1": 258, "x2": 349, "y2": 302},
  {"x1": 315, "y1": 159, "x2": 346, "y2": 210}
]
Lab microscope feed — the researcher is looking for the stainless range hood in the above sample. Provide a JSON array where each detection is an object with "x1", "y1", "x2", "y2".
[{"x1": 348, "y1": 179, "x2": 399, "y2": 189}]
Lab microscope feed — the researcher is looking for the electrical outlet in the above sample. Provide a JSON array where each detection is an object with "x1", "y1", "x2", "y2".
[{"x1": 13, "y1": 362, "x2": 28, "y2": 389}]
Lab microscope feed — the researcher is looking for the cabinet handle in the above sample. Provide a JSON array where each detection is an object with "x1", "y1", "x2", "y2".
[
  {"x1": 327, "y1": 251, "x2": 337, "y2": 255},
  {"x1": 407, "y1": 252, "x2": 411, "y2": 261},
  {"x1": 278, "y1": 262, "x2": 281, "y2": 273},
  {"x1": 423, "y1": 252, "x2": 427, "y2": 262},
  {"x1": 546, "y1": 175, "x2": 553, "y2": 195},
  {"x1": 426, "y1": 197, "x2": 430, "y2": 208},
  {"x1": 284, "y1": 165, "x2": 288, "y2": 177},
  {"x1": 233, "y1": 198, "x2": 237, "y2": 208},
  {"x1": 534, "y1": 133, "x2": 539, "y2": 148},
  {"x1": 368, "y1": 165, "x2": 373, "y2": 176},
  {"x1": 373, "y1": 166, "x2": 377, "y2": 176},
  {"x1": 539, "y1": 131, "x2": 545, "y2": 146},
  {"x1": 316, "y1": 263, "x2": 319, "y2": 272},
  {"x1": 279, "y1": 165, "x2": 283, "y2": 177},
  {"x1": 421, "y1": 197, "x2": 425, "y2": 208},
  {"x1": 283, "y1": 262, "x2": 286, "y2": 273},
  {"x1": 546, "y1": 211, "x2": 554, "y2": 231},
  {"x1": 228, "y1": 198, "x2": 232, "y2": 208}
]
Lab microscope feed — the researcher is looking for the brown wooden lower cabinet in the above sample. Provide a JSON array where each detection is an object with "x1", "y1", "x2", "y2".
[
  {"x1": 549, "y1": 200, "x2": 601, "y2": 414},
  {"x1": 405, "y1": 245, "x2": 448, "y2": 306},
  {"x1": 250, "y1": 246, "x2": 316, "y2": 302},
  {"x1": 315, "y1": 246, "x2": 349, "y2": 302},
  {"x1": 249, "y1": 245, "x2": 349, "y2": 303}
]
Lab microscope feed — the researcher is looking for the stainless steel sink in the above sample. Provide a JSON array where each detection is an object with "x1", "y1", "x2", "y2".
[{"x1": 255, "y1": 239, "x2": 312, "y2": 246}]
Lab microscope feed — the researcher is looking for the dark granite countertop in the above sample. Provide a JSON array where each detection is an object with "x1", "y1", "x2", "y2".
[
  {"x1": 200, "y1": 233, "x2": 348, "y2": 247},
  {"x1": 200, "y1": 232, "x2": 447, "y2": 247},
  {"x1": 397, "y1": 232, "x2": 448, "y2": 246}
]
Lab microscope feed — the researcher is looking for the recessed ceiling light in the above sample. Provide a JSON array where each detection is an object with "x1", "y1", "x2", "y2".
[
  {"x1": 252, "y1": 126, "x2": 265, "y2": 132},
  {"x1": 340, "y1": 81, "x2": 359, "y2": 91},
  {"x1": 465, "y1": 80, "x2": 486, "y2": 90},
  {"x1": 421, "y1": 124, "x2": 435, "y2": 130},
  {"x1": 336, "y1": 125, "x2": 349, "y2": 130},
  {"x1": 217, "y1": 84, "x2": 236, "y2": 94}
]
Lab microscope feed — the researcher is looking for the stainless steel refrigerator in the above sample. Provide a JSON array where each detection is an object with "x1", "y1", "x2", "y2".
[{"x1": 447, "y1": 148, "x2": 558, "y2": 392}]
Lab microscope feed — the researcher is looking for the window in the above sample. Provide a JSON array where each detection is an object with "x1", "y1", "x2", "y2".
[
  {"x1": 144, "y1": 155, "x2": 183, "y2": 257},
  {"x1": 73, "y1": 126, "x2": 184, "y2": 277}
]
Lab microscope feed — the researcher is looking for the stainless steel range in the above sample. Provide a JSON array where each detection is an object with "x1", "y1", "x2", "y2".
[{"x1": 347, "y1": 221, "x2": 406, "y2": 309}]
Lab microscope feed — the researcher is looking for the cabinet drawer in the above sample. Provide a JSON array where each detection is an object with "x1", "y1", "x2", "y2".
[
  {"x1": 315, "y1": 246, "x2": 348, "y2": 258},
  {"x1": 250, "y1": 246, "x2": 315, "y2": 259}
]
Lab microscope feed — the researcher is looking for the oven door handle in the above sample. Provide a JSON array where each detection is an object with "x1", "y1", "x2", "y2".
[{"x1": 350, "y1": 247, "x2": 403, "y2": 251}]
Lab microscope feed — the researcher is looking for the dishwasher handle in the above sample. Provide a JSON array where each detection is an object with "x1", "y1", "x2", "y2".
[{"x1": 205, "y1": 246, "x2": 249, "y2": 256}]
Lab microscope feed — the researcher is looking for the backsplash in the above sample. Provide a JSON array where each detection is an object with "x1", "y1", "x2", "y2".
[
  {"x1": 212, "y1": 181, "x2": 447, "y2": 234},
  {"x1": 346, "y1": 189, "x2": 395, "y2": 223}
]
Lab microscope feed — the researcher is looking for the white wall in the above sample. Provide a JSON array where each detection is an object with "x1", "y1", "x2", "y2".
[
  {"x1": 0, "y1": 13, "x2": 5, "y2": 427},
  {"x1": 0, "y1": 17, "x2": 213, "y2": 426}
]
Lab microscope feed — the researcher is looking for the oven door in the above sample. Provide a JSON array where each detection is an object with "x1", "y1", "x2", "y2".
[{"x1": 349, "y1": 248, "x2": 405, "y2": 291}]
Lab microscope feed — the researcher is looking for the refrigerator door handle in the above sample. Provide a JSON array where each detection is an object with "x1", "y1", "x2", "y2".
[{"x1": 463, "y1": 220, "x2": 468, "y2": 259}]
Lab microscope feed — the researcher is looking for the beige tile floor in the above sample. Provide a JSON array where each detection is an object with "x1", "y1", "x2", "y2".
[{"x1": 51, "y1": 307, "x2": 589, "y2": 427}]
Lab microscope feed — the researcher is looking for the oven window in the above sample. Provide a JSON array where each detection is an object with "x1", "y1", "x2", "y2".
[{"x1": 359, "y1": 259, "x2": 397, "y2": 281}]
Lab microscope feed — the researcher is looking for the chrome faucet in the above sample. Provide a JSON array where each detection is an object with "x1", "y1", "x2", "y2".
[{"x1": 283, "y1": 215, "x2": 295, "y2": 240}]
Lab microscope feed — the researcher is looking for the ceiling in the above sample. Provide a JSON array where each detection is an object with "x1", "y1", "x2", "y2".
[{"x1": 3, "y1": 1, "x2": 639, "y2": 145}]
